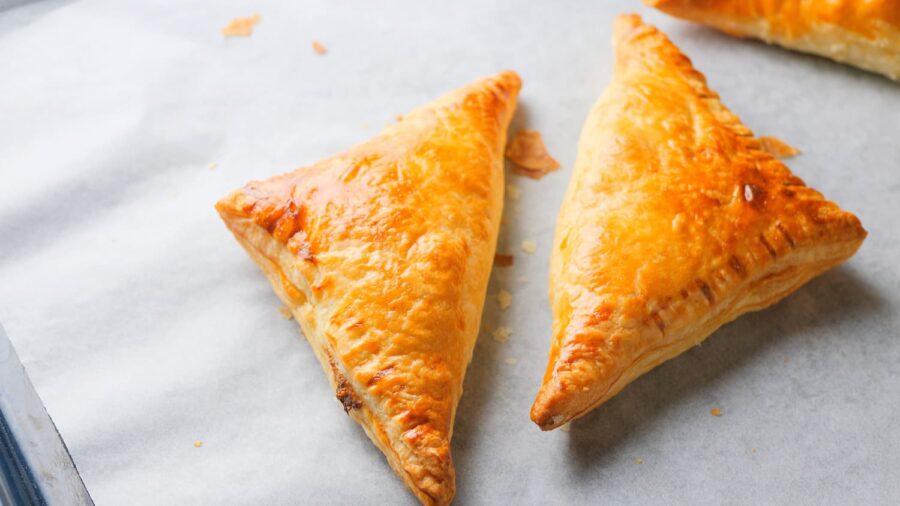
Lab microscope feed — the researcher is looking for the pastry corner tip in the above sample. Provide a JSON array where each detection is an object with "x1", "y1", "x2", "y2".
[
  {"x1": 613, "y1": 12, "x2": 644, "y2": 34},
  {"x1": 485, "y1": 69, "x2": 522, "y2": 101},
  {"x1": 214, "y1": 190, "x2": 246, "y2": 221},
  {"x1": 213, "y1": 194, "x2": 235, "y2": 218},
  {"x1": 529, "y1": 392, "x2": 571, "y2": 431},
  {"x1": 408, "y1": 467, "x2": 456, "y2": 506},
  {"x1": 388, "y1": 434, "x2": 456, "y2": 506},
  {"x1": 496, "y1": 69, "x2": 522, "y2": 88},
  {"x1": 611, "y1": 13, "x2": 659, "y2": 48}
]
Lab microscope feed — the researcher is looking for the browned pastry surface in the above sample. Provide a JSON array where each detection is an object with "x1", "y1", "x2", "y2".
[
  {"x1": 217, "y1": 71, "x2": 521, "y2": 504},
  {"x1": 646, "y1": 0, "x2": 900, "y2": 80},
  {"x1": 530, "y1": 15, "x2": 866, "y2": 430}
]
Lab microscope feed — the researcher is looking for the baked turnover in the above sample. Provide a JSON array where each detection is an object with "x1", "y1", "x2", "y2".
[
  {"x1": 217, "y1": 71, "x2": 521, "y2": 504},
  {"x1": 530, "y1": 15, "x2": 866, "y2": 430},
  {"x1": 646, "y1": 0, "x2": 900, "y2": 80}
]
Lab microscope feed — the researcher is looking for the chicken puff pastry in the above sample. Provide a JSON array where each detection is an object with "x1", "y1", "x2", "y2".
[
  {"x1": 646, "y1": 0, "x2": 900, "y2": 80},
  {"x1": 216, "y1": 71, "x2": 521, "y2": 504},
  {"x1": 530, "y1": 15, "x2": 866, "y2": 431}
]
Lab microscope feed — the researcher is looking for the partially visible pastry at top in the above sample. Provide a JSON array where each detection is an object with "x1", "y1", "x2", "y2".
[{"x1": 646, "y1": 0, "x2": 900, "y2": 80}]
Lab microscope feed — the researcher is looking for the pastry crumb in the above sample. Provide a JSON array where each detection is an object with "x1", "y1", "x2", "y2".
[
  {"x1": 396, "y1": 114, "x2": 403, "y2": 122},
  {"x1": 710, "y1": 407, "x2": 722, "y2": 417},
  {"x1": 751, "y1": 447, "x2": 758, "y2": 454},
  {"x1": 633, "y1": 458, "x2": 643, "y2": 465},
  {"x1": 506, "y1": 184, "x2": 521, "y2": 201},
  {"x1": 207, "y1": 162, "x2": 218, "y2": 171},
  {"x1": 494, "y1": 254, "x2": 514, "y2": 267},
  {"x1": 222, "y1": 14, "x2": 260, "y2": 37},
  {"x1": 312, "y1": 40, "x2": 327, "y2": 55},
  {"x1": 504, "y1": 357, "x2": 518, "y2": 365},
  {"x1": 521, "y1": 240, "x2": 537, "y2": 254},
  {"x1": 492, "y1": 326, "x2": 512, "y2": 343},
  {"x1": 278, "y1": 306, "x2": 293, "y2": 320},
  {"x1": 497, "y1": 290, "x2": 513, "y2": 310},
  {"x1": 505, "y1": 130, "x2": 561, "y2": 179},
  {"x1": 193, "y1": 440, "x2": 203, "y2": 448},
  {"x1": 759, "y1": 136, "x2": 800, "y2": 159}
]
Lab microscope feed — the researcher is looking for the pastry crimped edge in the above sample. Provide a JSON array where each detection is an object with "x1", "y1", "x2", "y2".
[
  {"x1": 530, "y1": 15, "x2": 866, "y2": 430},
  {"x1": 646, "y1": 0, "x2": 900, "y2": 81},
  {"x1": 216, "y1": 70, "x2": 521, "y2": 505}
]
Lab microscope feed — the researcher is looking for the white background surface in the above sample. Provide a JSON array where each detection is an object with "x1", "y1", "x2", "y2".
[{"x1": 2, "y1": 1, "x2": 899, "y2": 504}]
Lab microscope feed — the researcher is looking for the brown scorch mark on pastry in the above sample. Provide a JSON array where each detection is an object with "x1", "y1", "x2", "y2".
[
  {"x1": 367, "y1": 366, "x2": 395, "y2": 386},
  {"x1": 776, "y1": 223, "x2": 795, "y2": 248},
  {"x1": 328, "y1": 356, "x2": 362, "y2": 413},
  {"x1": 742, "y1": 183, "x2": 766, "y2": 209},
  {"x1": 696, "y1": 279, "x2": 715, "y2": 305},
  {"x1": 505, "y1": 130, "x2": 561, "y2": 179},
  {"x1": 650, "y1": 312, "x2": 666, "y2": 333},
  {"x1": 729, "y1": 255, "x2": 745, "y2": 276},
  {"x1": 759, "y1": 234, "x2": 777, "y2": 259},
  {"x1": 335, "y1": 373, "x2": 362, "y2": 412}
]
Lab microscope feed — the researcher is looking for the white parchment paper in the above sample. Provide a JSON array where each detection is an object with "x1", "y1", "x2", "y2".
[{"x1": 2, "y1": 1, "x2": 899, "y2": 504}]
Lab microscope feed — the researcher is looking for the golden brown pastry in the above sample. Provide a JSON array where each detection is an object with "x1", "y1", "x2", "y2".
[
  {"x1": 646, "y1": 0, "x2": 900, "y2": 80},
  {"x1": 530, "y1": 15, "x2": 866, "y2": 431},
  {"x1": 216, "y1": 71, "x2": 521, "y2": 504}
]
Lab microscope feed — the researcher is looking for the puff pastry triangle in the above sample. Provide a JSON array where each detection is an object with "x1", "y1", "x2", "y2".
[
  {"x1": 646, "y1": 0, "x2": 900, "y2": 80},
  {"x1": 530, "y1": 15, "x2": 866, "y2": 430},
  {"x1": 216, "y1": 71, "x2": 521, "y2": 504}
]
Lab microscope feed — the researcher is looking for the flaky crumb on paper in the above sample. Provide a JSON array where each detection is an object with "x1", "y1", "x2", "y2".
[
  {"x1": 521, "y1": 240, "x2": 537, "y2": 254},
  {"x1": 506, "y1": 184, "x2": 521, "y2": 201},
  {"x1": 494, "y1": 253, "x2": 514, "y2": 267},
  {"x1": 312, "y1": 40, "x2": 327, "y2": 55},
  {"x1": 759, "y1": 136, "x2": 800, "y2": 159},
  {"x1": 633, "y1": 458, "x2": 643, "y2": 465},
  {"x1": 278, "y1": 306, "x2": 293, "y2": 320},
  {"x1": 497, "y1": 290, "x2": 512, "y2": 310},
  {"x1": 207, "y1": 162, "x2": 218, "y2": 171},
  {"x1": 710, "y1": 407, "x2": 722, "y2": 417},
  {"x1": 505, "y1": 130, "x2": 561, "y2": 179},
  {"x1": 492, "y1": 326, "x2": 512, "y2": 343},
  {"x1": 193, "y1": 440, "x2": 203, "y2": 448},
  {"x1": 222, "y1": 14, "x2": 260, "y2": 37}
]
